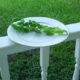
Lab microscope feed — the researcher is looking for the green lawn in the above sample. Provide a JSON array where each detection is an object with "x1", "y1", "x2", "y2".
[{"x1": 0, "y1": 0, "x2": 80, "y2": 80}]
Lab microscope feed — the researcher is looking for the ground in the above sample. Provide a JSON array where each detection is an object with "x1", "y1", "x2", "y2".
[{"x1": 0, "y1": 0, "x2": 80, "y2": 80}]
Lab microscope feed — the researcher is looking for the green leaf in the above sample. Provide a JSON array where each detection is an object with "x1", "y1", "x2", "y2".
[
  {"x1": 44, "y1": 28, "x2": 54, "y2": 35},
  {"x1": 35, "y1": 28, "x2": 41, "y2": 34},
  {"x1": 12, "y1": 18, "x2": 21, "y2": 22},
  {"x1": 11, "y1": 24, "x2": 29, "y2": 32},
  {"x1": 29, "y1": 27, "x2": 35, "y2": 31},
  {"x1": 11, "y1": 19, "x2": 68, "y2": 36}
]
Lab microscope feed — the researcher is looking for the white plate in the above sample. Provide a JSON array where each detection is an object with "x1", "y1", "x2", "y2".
[{"x1": 7, "y1": 17, "x2": 69, "y2": 47}]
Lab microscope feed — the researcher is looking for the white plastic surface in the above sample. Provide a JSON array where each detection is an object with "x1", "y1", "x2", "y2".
[{"x1": 7, "y1": 17, "x2": 69, "y2": 47}]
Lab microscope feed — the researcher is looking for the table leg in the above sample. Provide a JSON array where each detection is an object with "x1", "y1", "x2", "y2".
[
  {"x1": 40, "y1": 47, "x2": 50, "y2": 80},
  {"x1": 0, "y1": 54, "x2": 10, "y2": 80},
  {"x1": 72, "y1": 39, "x2": 80, "y2": 80}
]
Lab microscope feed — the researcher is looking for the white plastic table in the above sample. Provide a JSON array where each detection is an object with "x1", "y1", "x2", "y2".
[
  {"x1": 7, "y1": 17, "x2": 68, "y2": 80},
  {"x1": 0, "y1": 18, "x2": 80, "y2": 80}
]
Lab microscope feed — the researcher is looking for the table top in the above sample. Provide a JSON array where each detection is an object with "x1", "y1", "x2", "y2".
[{"x1": 7, "y1": 17, "x2": 69, "y2": 47}]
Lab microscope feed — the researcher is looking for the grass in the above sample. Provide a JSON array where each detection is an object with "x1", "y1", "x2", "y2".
[
  {"x1": 0, "y1": 0, "x2": 80, "y2": 80},
  {"x1": 0, "y1": 0, "x2": 80, "y2": 36}
]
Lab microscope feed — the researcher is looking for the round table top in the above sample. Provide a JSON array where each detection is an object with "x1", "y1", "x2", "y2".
[{"x1": 7, "y1": 17, "x2": 69, "y2": 47}]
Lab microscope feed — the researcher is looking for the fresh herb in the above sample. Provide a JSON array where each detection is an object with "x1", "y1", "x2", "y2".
[{"x1": 11, "y1": 19, "x2": 68, "y2": 36}]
